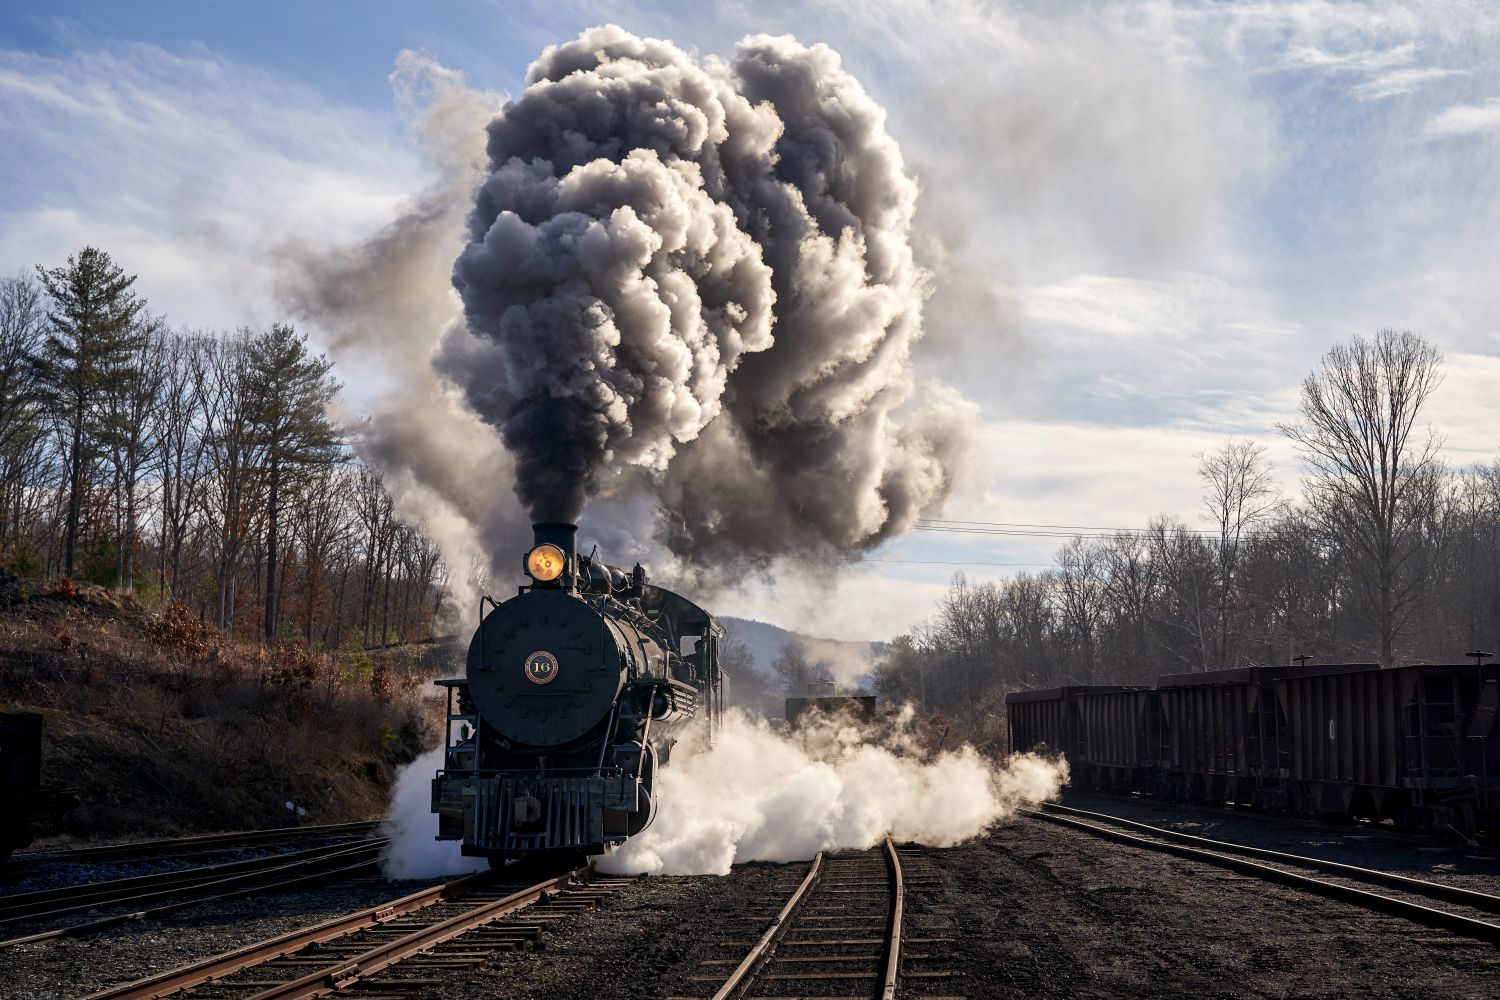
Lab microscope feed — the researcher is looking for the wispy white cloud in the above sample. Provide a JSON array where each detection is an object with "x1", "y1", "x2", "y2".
[
  {"x1": 1425, "y1": 96, "x2": 1500, "y2": 137},
  {"x1": 1284, "y1": 42, "x2": 1415, "y2": 73},
  {"x1": 0, "y1": 41, "x2": 427, "y2": 330},
  {"x1": 1022, "y1": 273, "x2": 1230, "y2": 342},
  {"x1": 1351, "y1": 66, "x2": 1465, "y2": 100}
]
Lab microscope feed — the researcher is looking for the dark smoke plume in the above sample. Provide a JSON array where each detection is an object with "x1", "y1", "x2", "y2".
[{"x1": 444, "y1": 27, "x2": 973, "y2": 563}]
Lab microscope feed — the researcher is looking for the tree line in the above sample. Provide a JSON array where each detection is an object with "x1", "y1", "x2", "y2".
[
  {"x1": 878, "y1": 328, "x2": 1499, "y2": 734},
  {"x1": 0, "y1": 247, "x2": 445, "y2": 649}
]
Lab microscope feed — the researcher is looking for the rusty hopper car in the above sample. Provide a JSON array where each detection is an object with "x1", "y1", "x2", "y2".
[
  {"x1": 1277, "y1": 661, "x2": 1500, "y2": 835},
  {"x1": 1, "y1": 712, "x2": 42, "y2": 862},
  {"x1": 432, "y1": 522, "x2": 724, "y2": 864},
  {"x1": 1155, "y1": 666, "x2": 1291, "y2": 808},
  {"x1": 1008, "y1": 659, "x2": 1500, "y2": 837},
  {"x1": 1005, "y1": 686, "x2": 1156, "y2": 789},
  {"x1": 1006, "y1": 687, "x2": 1081, "y2": 760},
  {"x1": 784, "y1": 696, "x2": 878, "y2": 728},
  {"x1": 1073, "y1": 686, "x2": 1161, "y2": 793}
]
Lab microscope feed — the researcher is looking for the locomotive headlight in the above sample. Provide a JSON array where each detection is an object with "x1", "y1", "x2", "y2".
[{"x1": 526, "y1": 543, "x2": 567, "y2": 582}]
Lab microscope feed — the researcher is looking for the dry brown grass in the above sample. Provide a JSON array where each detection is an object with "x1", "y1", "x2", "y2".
[{"x1": 0, "y1": 587, "x2": 451, "y2": 843}]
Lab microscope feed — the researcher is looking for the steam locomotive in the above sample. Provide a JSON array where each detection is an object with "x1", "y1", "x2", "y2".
[{"x1": 431, "y1": 523, "x2": 724, "y2": 863}]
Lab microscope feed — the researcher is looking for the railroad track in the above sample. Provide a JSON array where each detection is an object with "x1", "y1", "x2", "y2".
[
  {"x1": 1066, "y1": 790, "x2": 1500, "y2": 859},
  {"x1": 679, "y1": 837, "x2": 959, "y2": 1000},
  {"x1": 88, "y1": 864, "x2": 629, "y2": 999},
  {"x1": 0, "y1": 839, "x2": 388, "y2": 949},
  {"x1": 1028, "y1": 801, "x2": 1500, "y2": 945},
  {"x1": 13, "y1": 822, "x2": 380, "y2": 865}
]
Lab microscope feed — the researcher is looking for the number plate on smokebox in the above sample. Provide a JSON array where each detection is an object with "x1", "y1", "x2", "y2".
[{"x1": 524, "y1": 649, "x2": 559, "y2": 684}]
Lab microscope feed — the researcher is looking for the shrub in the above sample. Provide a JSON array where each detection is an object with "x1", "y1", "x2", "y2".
[{"x1": 146, "y1": 604, "x2": 220, "y2": 661}]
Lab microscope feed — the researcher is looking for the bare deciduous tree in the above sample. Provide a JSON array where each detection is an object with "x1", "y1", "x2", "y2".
[
  {"x1": 1199, "y1": 438, "x2": 1281, "y2": 668},
  {"x1": 0, "y1": 274, "x2": 50, "y2": 557},
  {"x1": 1279, "y1": 329, "x2": 1444, "y2": 666}
]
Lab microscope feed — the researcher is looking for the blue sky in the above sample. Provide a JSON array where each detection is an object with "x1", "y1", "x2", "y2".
[{"x1": 3, "y1": 1, "x2": 1499, "y2": 639}]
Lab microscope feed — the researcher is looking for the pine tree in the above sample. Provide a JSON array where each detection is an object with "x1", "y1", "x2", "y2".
[
  {"x1": 35, "y1": 248, "x2": 145, "y2": 578},
  {"x1": 245, "y1": 324, "x2": 342, "y2": 643}
]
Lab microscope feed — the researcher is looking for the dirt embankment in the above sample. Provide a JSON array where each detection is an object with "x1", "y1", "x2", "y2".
[{"x1": 0, "y1": 581, "x2": 448, "y2": 845}]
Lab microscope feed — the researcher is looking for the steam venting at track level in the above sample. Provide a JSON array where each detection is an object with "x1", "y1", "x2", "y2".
[{"x1": 595, "y1": 706, "x2": 1068, "y2": 876}]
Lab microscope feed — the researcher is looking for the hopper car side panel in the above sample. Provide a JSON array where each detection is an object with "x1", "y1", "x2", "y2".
[
  {"x1": 1074, "y1": 687, "x2": 1154, "y2": 792},
  {"x1": 1155, "y1": 668, "x2": 1289, "y2": 808}
]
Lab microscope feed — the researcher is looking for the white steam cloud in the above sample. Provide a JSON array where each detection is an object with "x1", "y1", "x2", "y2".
[
  {"x1": 596, "y1": 709, "x2": 1067, "y2": 877},
  {"x1": 380, "y1": 746, "x2": 487, "y2": 879}
]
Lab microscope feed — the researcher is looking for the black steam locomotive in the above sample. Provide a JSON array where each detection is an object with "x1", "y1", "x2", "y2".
[{"x1": 431, "y1": 523, "x2": 724, "y2": 863}]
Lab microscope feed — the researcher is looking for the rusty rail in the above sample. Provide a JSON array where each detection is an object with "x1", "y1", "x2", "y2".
[
  {"x1": 1029, "y1": 807, "x2": 1500, "y2": 945},
  {"x1": 0, "y1": 840, "x2": 384, "y2": 927},
  {"x1": 710, "y1": 852, "x2": 823, "y2": 1000},
  {"x1": 2, "y1": 851, "x2": 381, "y2": 952},
  {"x1": 240, "y1": 867, "x2": 587, "y2": 1000},
  {"x1": 1042, "y1": 802, "x2": 1500, "y2": 915},
  {"x1": 881, "y1": 836, "x2": 904, "y2": 1000},
  {"x1": 16, "y1": 822, "x2": 379, "y2": 864}
]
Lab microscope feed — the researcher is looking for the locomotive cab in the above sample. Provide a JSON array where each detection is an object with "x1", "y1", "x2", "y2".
[{"x1": 431, "y1": 522, "x2": 723, "y2": 862}]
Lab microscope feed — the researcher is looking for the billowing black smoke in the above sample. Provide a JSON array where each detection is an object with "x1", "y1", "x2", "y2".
[{"x1": 442, "y1": 27, "x2": 972, "y2": 563}]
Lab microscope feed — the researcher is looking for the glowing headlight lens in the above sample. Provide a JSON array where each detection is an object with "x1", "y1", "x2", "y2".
[{"x1": 526, "y1": 543, "x2": 567, "y2": 582}]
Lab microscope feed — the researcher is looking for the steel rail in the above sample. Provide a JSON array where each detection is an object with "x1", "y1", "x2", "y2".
[
  {"x1": 0, "y1": 853, "x2": 381, "y2": 952},
  {"x1": 240, "y1": 867, "x2": 587, "y2": 1000},
  {"x1": 1027, "y1": 809, "x2": 1500, "y2": 945},
  {"x1": 710, "y1": 852, "x2": 824, "y2": 1000},
  {"x1": 1065, "y1": 791, "x2": 1500, "y2": 859},
  {"x1": 15, "y1": 822, "x2": 379, "y2": 864},
  {"x1": 86, "y1": 869, "x2": 496, "y2": 1000},
  {"x1": 0, "y1": 840, "x2": 383, "y2": 920},
  {"x1": 0, "y1": 841, "x2": 385, "y2": 928},
  {"x1": 1041, "y1": 802, "x2": 1500, "y2": 915},
  {"x1": 881, "y1": 836, "x2": 904, "y2": 1000}
]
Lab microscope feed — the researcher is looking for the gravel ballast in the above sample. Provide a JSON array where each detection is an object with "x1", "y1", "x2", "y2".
[
  {"x1": 5, "y1": 814, "x2": 1499, "y2": 999},
  {"x1": 0, "y1": 876, "x2": 449, "y2": 999}
]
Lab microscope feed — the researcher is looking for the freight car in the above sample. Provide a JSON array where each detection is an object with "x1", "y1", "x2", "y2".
[
  {"x1": 1277, "y1": 661, "x2": 1499, "y2": 835},
  {"x1": 1005, "y1": 686, "x2": 1157, "y2": 792},
  {"x1": 1155, "y1": 666, "x2": 1290, "y2": 810},
  {"x1": 431, "y1": 523, "x2": 724, "y2": 863},
  {"x1": 1006, "y1": 661, "x2": 1500, "y2": 838},
  {"x1": 1, "y1": 712, "x2": 42, "y2": 862}
]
